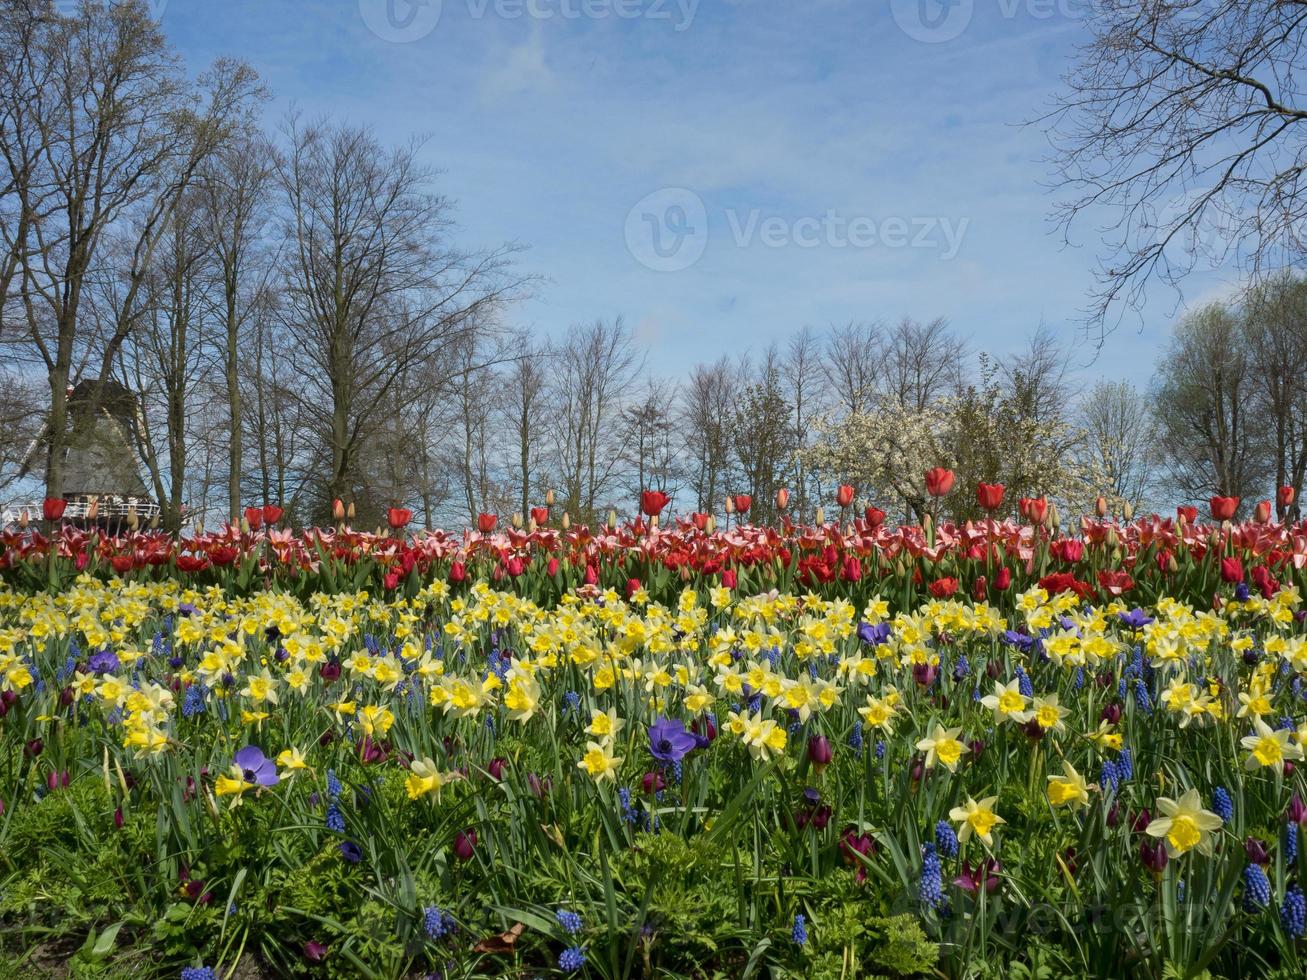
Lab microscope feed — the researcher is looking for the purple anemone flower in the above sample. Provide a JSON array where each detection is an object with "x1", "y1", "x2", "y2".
[
  {"x1": 232, "y1": 746, "x2": 279, "y2": 787},
  {"x1": 87, "y1": 649, "x2": 119, "y2": 675},
  {"x1": 648, "y1": 718, "x2": 697, "y2": 763},
  {"x1": 1117, "y1": 608, "x2": 1154, "y2": 629}
]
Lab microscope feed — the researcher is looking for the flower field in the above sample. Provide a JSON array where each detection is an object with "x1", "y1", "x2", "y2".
[{"x1": 2, "y1": 499, "x2": 1307, "y2": 978}]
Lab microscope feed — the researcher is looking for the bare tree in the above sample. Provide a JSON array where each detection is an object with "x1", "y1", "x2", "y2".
[
  {"x1": 1081, "y1": 379, "x2": 1156, "y2": 512},
  {"x1": 275, "y1": 115, "x2": 521, "y2": 521},
  {"x1": 679, "y1": 356, "x2": 738, "y2": 516},
  {"x1": 1152, "y1": 302, "x2": 1268, "y2": 504},
  {"x1": 1049, "y1": 1, "x2": 1307, "y2": 339},
  {"x1": 784, "y1": 326, "x2": 826, "y2": 521},
  {"x1": 498, "y1": 332, "x2": 552, "y2": 522},
  {"x1": 732, "y1": 347, "x2": 795, "y2": 526},
  {"x1": 200, "y1": 132, "x2": 274, "y2": 519},
  {"x1": 1242, "y1": 271, "x2": 1307, "y2": 516},
  {"x1": 881, "y1": 317, "x2": 965, "y2": 410},
  {"x1": 821, "y1": 321, "x2": 881, "y2": 416},
  {"x1": 620, "y1": 377, "x2": 681, "y2": 507},
  {"x1": 549, "y1": 318, "x2": 642, "y2": 523}
]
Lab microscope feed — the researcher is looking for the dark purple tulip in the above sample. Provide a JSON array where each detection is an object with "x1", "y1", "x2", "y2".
[
  {"x1": 808, "y1": 735, "x2": 833, "y2": 768},
  {"x1": 1289, "y1": 793, "x2": 1307, "y2": 826},
  {"x1": 1242, "y1": 649, "x2": 1260, "y2": 666},
  {"x1": 1096, "y1": 670, "x2": 1114, "y2": 688},
  {"x1": 59, "y1": 686, "x2": 74, "y2": 707},
  {"x1": 1285, "y1": 760, "x2": 1296, "y2": 777},
  {"x1": 1140, "y1": 839, "x2": 1168, "y2": 873},
  {"x1": 809, "y1": 805, "x2": 832, "y2": 830},
  {"x1": 527, "y1": 772, "x2": 551, "y2": 798},
  {"x1": 1100, "y1": 703, "x2": 1122, "y2": 725},
  {"x1": 46, "y1": 770, "x2": 69, "y2": 791},
  {"x1": 1245, "y1": 837, "x2": 1271, "y2": 866},
  {"x1": 318, "y1": 661, "x2": 341, "y2": 682},
  {"x1": 1131, "y1": 808, "x2": 1152, "y2": 833},
  {"x1": 641, "y1": 771, "x2": 666, "y2": 794},
  {"x1": 339, "y1": 840, "x2": 362, "y2": 864},
  {"x1": 911, "y1": 662, "x2": 938, "y2": 687},
  {"x1": 113, "y1": 807, "x2": 123, "y2": 829},
  {"x1": 985, "y1": 661, "x2": 1000, "y2": 679},
  {"x1": 910, "y1": 761, "x2": 924, "y2": 783},
  {"x1": 303, "y1": 941, "x2": 328, "y2": 962},
  {"x1": 967, "y1": 738, "x2": 985, "y2": 760},
  {"x1": 1021, "y1": 718, "x2": 1045, "y2": 741},
  {"x1": 24, "y1": 738, "x2": 42, "y2": 758},
  {"x1": 954, "y1": 858, "x2": 1001, "y2": 894},
  {"x1": 487, "y1": 757, "x2": 508, "y2": 781},
  {"x1": 692, "y1": 715, "x2": 717, "y2": 744},
  {"x1": 454, "y1": 828, "x2": 477, "y2": 861},
  {"x1": 1107, "y1": 802, "x2": 1121, "y2": 828}
]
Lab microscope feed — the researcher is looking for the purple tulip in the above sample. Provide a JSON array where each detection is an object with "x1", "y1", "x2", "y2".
[
  {"x1": 1289, "y1": 793, "x2": 1307, "y2": 826},
  {"x1": 1245, "y1": 836, "x2": 1271, "y2": 866},
  {"x1": 641, "y1": 771, "x2": 666, "y2": 794},
  {"x1": 1140, "y1": 839, "x2": 1168, "y2": 873},
  {"x1": 954, "y1": 858, "x2": 1001, "y2": 894},
  {"x1": 487, "y1": 757, "x2": 508, "y2": 781},
  {"x1": 303, "y1": 941, "x2": 328, "y2": 962},
  {"x1": 454, "y1": 828, "x2": 477, "y2": 861},
  {"x1": 807, "y1": 735, "x2": 833, "y2": 769}
]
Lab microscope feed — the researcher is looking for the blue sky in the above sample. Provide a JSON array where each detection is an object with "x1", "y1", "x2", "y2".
[{"x1": 155, "y1": 0, "x2": 1239, "y2": 387}]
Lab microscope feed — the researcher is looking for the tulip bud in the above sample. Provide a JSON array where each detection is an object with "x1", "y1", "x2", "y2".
[
  {"x1": 512, "y1": 512, "x2": 523, "y2": 529},
  {"x1": 1095, "y1": 495, "x2": 1107, "y2": 518},
  {"x1": 453, "y1": 828, "x2": 477, "y2": 861},
  {"x1": 814, "y1": 506, "x2": 825, "y2": 525},
  {"x1": 607, "y1": 508, "x2": 617, "y2": 530},
  {"x1": 545, "y1": 488, "x2": 555, "y2": 506},
  {"x1": 808, "y1": 735, "x2": 833, "y2": 770},
  {"x1": 346, "y1": 502, "x2": 356, "y2": 521},
  {"x1": 1254, "y1": 499, "x2": 1271, "y2": 524},
  {"x1": 561, "y1": 512, "x2": 571, "y2": 529},
  {"x1": 333, "y1": 499, "x2": 345, "y2": 521},
  {"x1": 725, "y1": 496, "x2": 735, "y2": 515},
  {"x1": 775, "y1": 487, "x2": 790, "y2": 510},
  {"x1": 706, "y1": 515, "x2": 716, "y2": 533},
  {"x1": 18, "y1": 509, "x2": 28, "y2": 529},
  {"x1": 239, "y1": 517, "x2": 250, "y2": 534}
]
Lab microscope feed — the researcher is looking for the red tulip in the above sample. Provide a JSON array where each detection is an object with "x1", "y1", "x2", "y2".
[
  {"x1": 640, "y1": 489, "x2": 670, "y2": 517},
  {"x1": 1254, "y1": 499, "x2": 1271, "y2": 524},
  {"x1": 477, "y1": 513, "x2": 497, "y2": 534},
  {"x1": 332, "y1": 498, "x2": 345, "y2": 521},
  {"x1": 626, "y1": 577, "x2": 642, "y2": 598},
  {"x1": 733, "y1": 494, "x2": 752, "y2": 515},
  {"x1": 42, "y1": 497, "x2": 67, "y2": 521},
  {"x1": 976, "y1": 482, "x2": 1004, "y2": 511},
  {"x1": 546, "y1": 557, "x2": 560, "y2": 576},
  {"x1": 924, "y1": 467, "x2": 954, "y2": 497},
  {"x1": 1209, "y1": 496, "x2": 1239, "y2": 521},
  {"x1": 1176, "y1": 505, "x2": 1198, "y2": 523},
  {"x1": 775, "y1": 487, "x2": 790, "y2": 511},
  {"x1": 448, "y1": 561, "x2": 467, "y2": 584},
  {"x1": 928, "y1": 576, "x2": 959, "y2": 598},
  {"x1": 387, "y1": 507, "x2": 413, "y2": 530},
  {"x1": 1279, "y1": 485, "x2": 1296, "y2": 510},
  {"x1": 243, "y1": 506, "x2": 263, "y2": 530},
  {"x1": 836, "y1": 484, "x2": 855, "y2": 508},
  {"x1": 841, "y1": 554, "x2": 862, "y2": 582},
  {"x1": 972, "y1": 575, "x2": 988, "y2": 601},
  {"x1": 994, "y1": 567, "x2": 1012, "y2": 591},
  {"x1": 691, "y1": 512, "x2": 709, "y2": 531},
  {"x1": 262, "y1": 504, "x2": 284, "y2": 525},
  {"x1": 1097, "y1": 569, "x2": 1133, "y2": 596},
  {"x1": 382, "y1": 571, "x2": 400, "y2": 591},
  {"x1": 1221, "y1": 557, "x2": 1244, "y2": 583},
  {"x1": 1019, "y1": 496, "x2": 1048, "y2": 524},
  {"x1": 530, "y1": 506, "x2": 549, "y2": 527},
  {"x1": 721, "y1": 568, "x2": 737, "y2": 589}
]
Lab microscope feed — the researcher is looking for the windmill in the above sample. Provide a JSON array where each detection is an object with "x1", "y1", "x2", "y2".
[{"x1": 5, "y1": 379, "x2": 160, "y2": 533}]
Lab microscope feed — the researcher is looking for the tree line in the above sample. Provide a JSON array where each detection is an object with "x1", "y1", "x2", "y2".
[{"x1": 1, "y1": 1, "x2": 1304, "y2": 532}]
